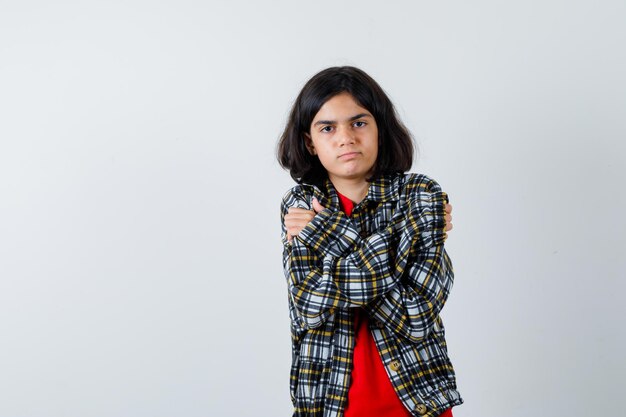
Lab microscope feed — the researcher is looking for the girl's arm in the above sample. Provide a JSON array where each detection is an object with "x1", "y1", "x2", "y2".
[
  {"x1": 363, "y1": 243, "x2": 454, "y2": 344},
  {"x1": 361, "y1": 178, "x2": 454, "y2": 344},
  {"x1": 280, "y1": 182, "x2": 448, "y2": 330}
]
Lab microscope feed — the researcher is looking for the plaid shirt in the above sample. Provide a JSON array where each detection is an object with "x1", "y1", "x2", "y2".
[{"x1": 280, "y1": 172, "x2": 464, "y2": 417}]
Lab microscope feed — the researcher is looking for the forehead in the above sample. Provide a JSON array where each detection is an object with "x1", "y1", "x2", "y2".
[{"x1": 312, "y1": 93, "x2": 371, "y2": 121}]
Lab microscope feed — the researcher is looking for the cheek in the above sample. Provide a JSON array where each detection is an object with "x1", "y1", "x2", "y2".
[
  {"x1": 369, "y1": 138, "x2": 379, "y2": 154},
  {"x1": 317, "y1": 149, "x2": 335, "y2": 163}
]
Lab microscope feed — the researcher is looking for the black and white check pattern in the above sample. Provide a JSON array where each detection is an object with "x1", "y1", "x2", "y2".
[{"x1": 280, "y1": 172, "x2": 464, "y2": 417}]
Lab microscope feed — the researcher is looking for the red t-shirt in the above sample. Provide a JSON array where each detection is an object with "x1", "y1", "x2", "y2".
[{"x1": 337, "y1": 190, "x2": 453, "y2": 417}]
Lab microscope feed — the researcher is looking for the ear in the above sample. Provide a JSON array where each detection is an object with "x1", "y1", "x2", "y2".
[{"x1": 304, "y1": 133, "x2": 316, "y2": 155}]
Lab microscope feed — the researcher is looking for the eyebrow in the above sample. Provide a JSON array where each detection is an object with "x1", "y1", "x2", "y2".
[{"x1": 313, "y1": 113, "x2": 371, "y2": 126}]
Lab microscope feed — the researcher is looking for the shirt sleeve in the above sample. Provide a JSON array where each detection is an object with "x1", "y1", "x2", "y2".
[
  {"x1": 280, "y1": 181, "x2": 448, "y2": 330},
  {"x1": 363, "y1": 245, "x2": 454, "y2": 344},
  {"x1": 281, "y1": 188, "x2": 407, "y2": 329},
  {"x1": 363, "y1": 176, "x2": 454, "y2": 344}
]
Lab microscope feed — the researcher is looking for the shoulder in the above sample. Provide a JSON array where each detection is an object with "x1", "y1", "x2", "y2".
[
  {"x1": 399, "y1": 172, "x2": 444, "y2": 197},
  {"x1": 280, "y1": 183, "x2": 320, "y2": 212}
]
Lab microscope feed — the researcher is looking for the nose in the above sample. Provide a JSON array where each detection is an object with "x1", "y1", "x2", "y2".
[{"x1": 337, "y1": 125, "x2": 355, "y2": 145}]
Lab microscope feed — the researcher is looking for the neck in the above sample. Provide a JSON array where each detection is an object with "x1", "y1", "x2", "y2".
[{"x1": 329, "y1": 174, "x2": 371, "y2": 205}]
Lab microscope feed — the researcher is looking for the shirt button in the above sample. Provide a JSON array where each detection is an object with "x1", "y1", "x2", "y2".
[
  {"x1": 390, "y1": 360, "x2": 401, "y2": 372},
  {"x1": 415, "y1": 404, "x2": 428, "y2": 415}
]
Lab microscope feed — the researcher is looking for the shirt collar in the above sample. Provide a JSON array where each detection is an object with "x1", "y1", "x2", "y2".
[{"x1": 311, "y1": 172, "x2": 401, "y2": 211}]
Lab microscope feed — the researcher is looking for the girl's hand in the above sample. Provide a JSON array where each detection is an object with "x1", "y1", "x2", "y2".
[
  {"x1": 445, "y1": 203, "x2": 453, "y2": 232},
  {"x1": 285, "y1": 197, "x2": 326, "y2": 243}
]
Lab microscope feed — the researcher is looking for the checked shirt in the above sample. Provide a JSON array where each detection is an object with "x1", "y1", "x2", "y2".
[{"x1": 280, "y1": 172, "x2": 464, "y2": 417}]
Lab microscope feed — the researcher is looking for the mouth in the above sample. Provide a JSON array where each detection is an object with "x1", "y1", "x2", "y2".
[{"x1": 339, "y1": 152, "x2": 360, "y2": 158}]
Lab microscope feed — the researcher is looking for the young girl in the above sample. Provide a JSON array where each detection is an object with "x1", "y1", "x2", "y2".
[{"x1": 277, "y1": 66, "x2": 463, "y2": 417}]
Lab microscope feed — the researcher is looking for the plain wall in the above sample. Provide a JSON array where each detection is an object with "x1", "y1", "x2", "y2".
[{"x1": 1, "y1": 1, "x2": 624, "y2": 416}]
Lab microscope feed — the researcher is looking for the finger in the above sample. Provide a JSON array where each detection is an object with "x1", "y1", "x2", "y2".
[
  {"x1": 288, "y1": 209, "x2": 319, "y2": 224},
  {"x1": 288, "y1": 207, "x2": 313, "y2": 214},
  {"x1": 286, "y1": 211, "x2": 316, "y2": 222},
  {"x1": 312, "y1": 197, "x2": 325, "y2": 213}
]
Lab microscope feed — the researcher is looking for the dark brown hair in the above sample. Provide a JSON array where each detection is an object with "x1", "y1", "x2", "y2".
[{"x1": 276, "y1": 66, "x2": 416, "y2": 187}]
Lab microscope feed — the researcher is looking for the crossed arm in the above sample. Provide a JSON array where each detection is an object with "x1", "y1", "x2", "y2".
[{"x1": 280, "y1": 176, "x2": 454, "y2": 343}]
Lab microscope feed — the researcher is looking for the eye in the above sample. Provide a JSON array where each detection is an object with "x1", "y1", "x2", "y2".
[
  {"x1": 353, "y1": 121, "x2": 366, "y2": 128},
  {"x1": 320, "y1": 126, "x2": 333, "y2": 133}
]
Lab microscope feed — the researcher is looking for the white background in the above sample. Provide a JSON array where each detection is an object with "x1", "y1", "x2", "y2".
[{"x1": 1, "y1": 1, "x2": 624, "y2": 416}]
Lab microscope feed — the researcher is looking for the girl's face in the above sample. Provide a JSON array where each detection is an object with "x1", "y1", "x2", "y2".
[{"x1": 305, "y1": 92, "x2": 378, "y2": 183}]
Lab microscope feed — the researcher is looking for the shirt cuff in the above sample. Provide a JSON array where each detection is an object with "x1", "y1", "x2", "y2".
[
  {"x1": 296, "y1": 208, "x2": 360, "y2": 258},
  {"x1": 416, "y1": 190, "x2": 449, "y2": 248}
]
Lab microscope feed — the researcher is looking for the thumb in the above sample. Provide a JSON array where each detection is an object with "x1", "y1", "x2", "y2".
[{"x1": 312, "y1": 197, "x2": 325, "y2": 213}]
